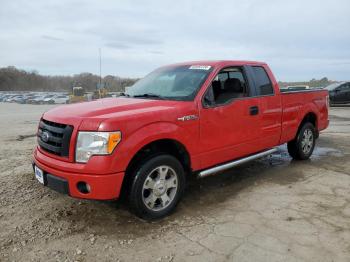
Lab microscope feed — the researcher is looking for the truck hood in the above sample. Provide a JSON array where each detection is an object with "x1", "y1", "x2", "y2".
[
  {"x1": 45, "y1": 97, "x2": 168, "y2": 118},
  {"x1": 42, "y1": 97, "x2": 188, "y2": 131}
]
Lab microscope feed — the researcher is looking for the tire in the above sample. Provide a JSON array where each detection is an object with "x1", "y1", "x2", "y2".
[
  {"x1": 128, "y1": 154, "x2": 185, "y2": 220},
  {"x1": 287, "y1": 122, "x2": 316, "y2": 160}
]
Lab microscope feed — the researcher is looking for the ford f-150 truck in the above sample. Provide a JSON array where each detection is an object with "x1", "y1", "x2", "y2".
[{"x1": 33, "y1": 60, "x2": 329, "y2": 220}]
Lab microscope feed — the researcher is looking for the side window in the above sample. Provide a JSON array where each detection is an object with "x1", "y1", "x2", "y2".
[
  {"x1": 252, "y1": 66, "x2": 274, "y2": 96},
  {"x1": 217, "y1": 72, "x2": 228, "y2": 83},
  {"x1": 203, "y1": 67, "x2": 249, "y2": 107},
  {"x1": 340, "y1": 84, "x2": 350, "y2": 91},
  {"x1": 229, "y1": 71, "x2": 245, "y2": 82}
]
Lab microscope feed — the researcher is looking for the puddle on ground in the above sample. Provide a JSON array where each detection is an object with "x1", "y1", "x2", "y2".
[
  {"x1": 312, "y1": 146, "x2": 344, "y2": 158},
  {"x1": 264, "y1": 144, "x2": 344, "y2": 166},
  {"x1": 226, "y1": 144, "x2": 344, "y2": 187}
]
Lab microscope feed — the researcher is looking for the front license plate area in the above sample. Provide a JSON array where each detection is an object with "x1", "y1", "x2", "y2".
[{"x1": 34, "y1": 165, "x2": 44, "y2": 184}]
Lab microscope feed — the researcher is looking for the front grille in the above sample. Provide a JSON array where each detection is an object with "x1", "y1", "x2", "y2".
[{"x1": 37, "y1": 119, "x2": 73, "y2": 157}]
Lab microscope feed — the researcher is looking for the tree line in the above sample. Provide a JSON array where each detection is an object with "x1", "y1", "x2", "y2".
[
  {"x1": 0, "y1": 66, "x2": 138, "y2": 92},
  {"x1": 278, "y1": 77, "x2": 334, "y2": 88},
  {"x1": 0, "y1": 66, "x2": 334, "y2": 92}
]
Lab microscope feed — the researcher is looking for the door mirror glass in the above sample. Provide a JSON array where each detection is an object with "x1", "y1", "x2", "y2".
[
  {"x1": 204, "y1": 95, "x2": 213, "y2": 107},
  {"x1": 203, "y1": 87, "x2": 215, "y2": 107}
]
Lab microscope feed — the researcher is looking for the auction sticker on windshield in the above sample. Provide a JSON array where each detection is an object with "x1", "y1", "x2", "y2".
[
  {"x1": 34, "y1": 165, "x2": 44, "y2": 184},
  {"x1": 189, "y1": 65, "x2": 211, "y2": 70}
]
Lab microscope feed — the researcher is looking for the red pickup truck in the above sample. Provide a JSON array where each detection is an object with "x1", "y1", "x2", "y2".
[{"x1": 33, "y1": 61, "x2": 329, "y2": 219}]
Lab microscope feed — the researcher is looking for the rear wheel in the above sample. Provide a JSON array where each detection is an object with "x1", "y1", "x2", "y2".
[
  {"x1": 128, "y1": 154, "x2": 185, "y2": 220},
  {"x1": 287, "y1": 122, "x2": 316, "y2": 160}
]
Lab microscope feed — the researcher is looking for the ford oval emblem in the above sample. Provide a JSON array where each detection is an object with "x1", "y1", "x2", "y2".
[{"x1": 41, "y1": 131, "x2": 50, "y2": 142}]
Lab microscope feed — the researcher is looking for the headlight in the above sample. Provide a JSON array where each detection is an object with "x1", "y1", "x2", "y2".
[{"x1": 76, "y1": 131, "x2": 121, "y2": 163}]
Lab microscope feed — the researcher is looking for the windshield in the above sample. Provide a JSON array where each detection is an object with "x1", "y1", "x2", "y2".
[
  {"x1": 126, "y1": 65, "x2": 213, "y2": 100},
  {"x1": 325, "y1": 82, "x2": 343, "y2": 91}
]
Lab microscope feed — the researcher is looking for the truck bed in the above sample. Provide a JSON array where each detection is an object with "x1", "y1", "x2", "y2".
[{"x1": 279, "y1": 89, "x2": 329, "y2": 144}]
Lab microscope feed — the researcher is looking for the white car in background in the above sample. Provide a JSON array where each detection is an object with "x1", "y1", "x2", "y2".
[
  {"x1": 42, "y1": 94, "x2": 57, "y2": 104},
  {"x1": 50, "y1": 95, "x2": 69, "y2": 104},
  {"x1": 5, "y1": 95, "x2": 21, "y2": 102},
  {"x1": 285, "y1": 85, "x2": 310, "y2": 91},
  {"x1": 30, "y1": 95, "x2": 50, "y2": 104}
]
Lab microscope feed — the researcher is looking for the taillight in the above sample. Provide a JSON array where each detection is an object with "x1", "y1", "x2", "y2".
[{"x1": 326, "y1": 95, "x2": 330, "y2": 109}]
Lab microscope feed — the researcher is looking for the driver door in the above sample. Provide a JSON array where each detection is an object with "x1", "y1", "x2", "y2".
[{"x1": 198, "y1": 66, "x2": 262, "y2": 170}]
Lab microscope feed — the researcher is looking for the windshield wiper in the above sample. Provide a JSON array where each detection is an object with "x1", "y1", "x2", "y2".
[{"x1": 132, "y1": 93, "x2": 163, "y2": 99}]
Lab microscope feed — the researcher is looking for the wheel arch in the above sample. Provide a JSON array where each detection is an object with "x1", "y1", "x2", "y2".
[
  {"x1": 297, "y1": 111, "x2": 318, "y2": 138},
  {"x1": 119, "y1": 138, "x2": 192, "y2": 198},
  {"x1": 125, "y1": 138, "x2": 191, "y2": 174}
]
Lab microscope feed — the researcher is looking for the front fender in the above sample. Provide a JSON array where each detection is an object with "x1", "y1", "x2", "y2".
[{"x1": 111, "y1": 121, "x2": 198, "y2": 173}]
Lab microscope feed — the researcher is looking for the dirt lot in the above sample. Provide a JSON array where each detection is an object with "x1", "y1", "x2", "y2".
[{"x1": 0, "y1": 103, "x2": 349, "y2": 262}]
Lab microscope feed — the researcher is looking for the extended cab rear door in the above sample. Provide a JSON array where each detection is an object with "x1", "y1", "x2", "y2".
[{"x1": 246, "y1": 65, "x2": 282, "y2": 149}]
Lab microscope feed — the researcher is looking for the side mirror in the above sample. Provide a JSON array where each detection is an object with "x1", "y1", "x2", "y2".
[{"x1": 203, "y1": 96, "x2": 214, "y2": 107}]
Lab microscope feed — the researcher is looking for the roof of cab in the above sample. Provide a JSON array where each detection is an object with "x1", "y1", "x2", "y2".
[{"x1": 165, "y1": 60, "x2": 267, "y2": 67}]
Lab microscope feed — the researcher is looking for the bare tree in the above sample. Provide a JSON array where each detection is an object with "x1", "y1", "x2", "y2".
[{"x1": 0, "y1": 66, "x2": 138, "y2": 92}]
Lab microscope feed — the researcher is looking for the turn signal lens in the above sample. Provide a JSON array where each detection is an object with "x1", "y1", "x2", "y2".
[{"x1": 107, "y1": 132, "x2": 122, "y2": 153}]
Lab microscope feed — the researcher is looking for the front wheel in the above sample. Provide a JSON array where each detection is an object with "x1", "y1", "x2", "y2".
[
  {"x1": 128, "y1": 154, "x2": 186, "y2": 220},
  {"x1": 287, "y1": 122, "x2": 316, "y2": 160}
]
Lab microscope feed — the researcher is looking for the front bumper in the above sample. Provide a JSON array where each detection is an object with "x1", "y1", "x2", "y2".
[{"x1": 33, "y1": 148, "x2": 125, "y2": 200}]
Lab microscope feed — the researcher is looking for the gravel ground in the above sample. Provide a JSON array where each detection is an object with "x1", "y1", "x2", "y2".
[{"x1": 0, "y1": 103, "x2": 349, "y2": 262}]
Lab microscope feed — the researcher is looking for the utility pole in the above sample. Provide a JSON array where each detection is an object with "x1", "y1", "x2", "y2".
[{"x1": 99, "y1": 48, "x2": 102, "y2": 89}]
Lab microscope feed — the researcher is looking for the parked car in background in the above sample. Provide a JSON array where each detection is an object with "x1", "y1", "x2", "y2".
[
  {"x1": 13, "y1": 96, "x2": 27, "y2": 104},
  {"x1": 41, "y1": 94, "x2": 56, "y2": 104},
  {"x1": 0, "y1": 92, "x2": 71, "y2": 104},
  {"x1": 0, "y1": 94, "x2": 9, "y2": 102},
  {"x1": 26, "y1": 95, "x2": 43, "y2": 104},
  {"x1": 325, "y1": 82, "x2": 350, "y2": 104},
  {"x1": 2, "y1": 94, "x2": 14, "y2": 102},
  {"x1": 22, "y1": 94, "x2": 36, "y2": 104},
  {"x1": 51, "y1": 94, "x2": 69, "y2": 104},
  {"x1": 5, "y1": 95, "x2": 21, "y2": 102}
]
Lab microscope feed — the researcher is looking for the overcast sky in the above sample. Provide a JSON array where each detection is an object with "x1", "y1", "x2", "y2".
[{"x1": 0, "y1": 0, "x2": 349, "y2": 81}]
